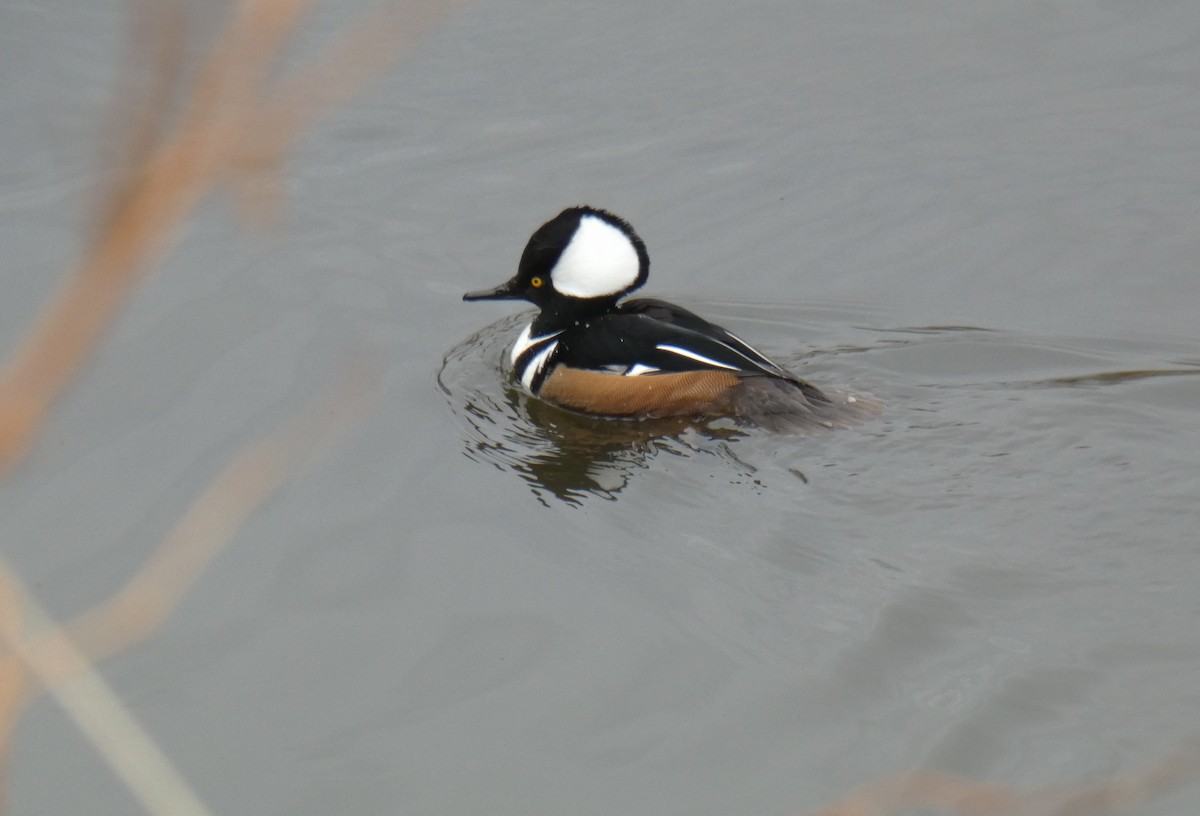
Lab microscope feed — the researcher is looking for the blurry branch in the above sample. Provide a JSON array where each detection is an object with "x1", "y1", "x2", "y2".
[
  {"x1": 0, "y1": 565, "x2": 214, "y2": 816},
  {"x1": 10, "y1": 1, "x2": 1191, "y2": 814},
  {"x1": 0, "y1": 0, "x2": 460, "y2": 810},
  {"x1": 0, "y1": 367, "x2": 372, "y2": 816},
  {"x1": 60, "y1": 366, "x2": 370, "y2": 668},
  {"x1": 0, "y1": 0, "x2": 462, "y2": 477},
  {"x1": 238, "y1": 0, "x2": 460, "y2": 220},
  {"x1": 805, "y1": 743, "x2": 1200, "y2": 816},
  {"x1": 0, "y1": 582, "x2": 25, "y2": 805}
]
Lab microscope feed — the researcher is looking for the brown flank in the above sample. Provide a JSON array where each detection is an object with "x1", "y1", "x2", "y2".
[{"x1": 538, "y1": 366, "x2": 741, "y2": 417}]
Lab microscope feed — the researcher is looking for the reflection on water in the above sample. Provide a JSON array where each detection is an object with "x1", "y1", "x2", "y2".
[{"x1": 510, "y1": 397, "x2": 754, "y2": 506}]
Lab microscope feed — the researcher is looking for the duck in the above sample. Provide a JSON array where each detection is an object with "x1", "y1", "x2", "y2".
[{"x1": 463, "y1": 206, "x2": 880, "y2": 429}]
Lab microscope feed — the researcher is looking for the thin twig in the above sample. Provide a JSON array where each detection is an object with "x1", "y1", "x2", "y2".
[
  {"x1": 0, "y1": 564, "x2": 214, "y2": 816},
  {"x1": 0, "y1": 0, "x2": 439, "y2": 476},
  {"x1": 0, "y1": 365, "x2": 373, "y2": 813}
]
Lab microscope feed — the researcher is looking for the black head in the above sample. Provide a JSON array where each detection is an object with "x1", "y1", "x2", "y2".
[{"x1": 463, "y1": 206, "x2": 650, "y2": 311}]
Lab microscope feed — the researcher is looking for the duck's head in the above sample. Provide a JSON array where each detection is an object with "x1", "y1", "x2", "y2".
[{"x1": 464, "y1": 206, "x2": 650, "y2": 311}]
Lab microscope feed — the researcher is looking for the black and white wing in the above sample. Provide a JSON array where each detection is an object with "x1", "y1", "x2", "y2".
[
  {"x1": 555, "y1": 304, "x2": 791, "y2": 380},
  {"x1": 613, "y1": 298, "x2": 792, "y2": 378}
]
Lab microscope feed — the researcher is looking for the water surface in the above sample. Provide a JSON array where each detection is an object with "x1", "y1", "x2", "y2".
[{"x1": 3, "y1": 1, "x2": 1199, "y2": 814}]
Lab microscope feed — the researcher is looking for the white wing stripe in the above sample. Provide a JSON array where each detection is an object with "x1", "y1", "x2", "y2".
[
  {"x1": 626, "y1": 364, "x2": 660, "y2": 376},
  {"x1": 723, "y1": 330, "x2": 782, "y2": 372},
  {"x1": 655, "y1": 344, "x2": 740, "y2": 370}
]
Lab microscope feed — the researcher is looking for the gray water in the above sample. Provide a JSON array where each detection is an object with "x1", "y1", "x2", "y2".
[{"x1": 3, "y1": 1, "x2": 1199, "y2": 814}]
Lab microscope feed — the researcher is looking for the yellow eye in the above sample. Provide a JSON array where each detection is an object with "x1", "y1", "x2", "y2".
[{"x1": 530, "y1": 276, "x2": 544, "y2": 288}]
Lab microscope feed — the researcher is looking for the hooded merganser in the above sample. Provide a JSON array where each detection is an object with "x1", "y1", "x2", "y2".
[{"x1": 464, "y1": 206, "x2": 881, "y2": 428}]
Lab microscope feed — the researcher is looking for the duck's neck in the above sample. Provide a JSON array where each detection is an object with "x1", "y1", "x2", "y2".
[{"x1": 530, "y1": 296, "x2": 620, "y2": 334}]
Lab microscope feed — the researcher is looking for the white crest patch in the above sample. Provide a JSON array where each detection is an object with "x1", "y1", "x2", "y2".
[{"x1": 550, "y1": 214, "x2": 640, "y2": 298}]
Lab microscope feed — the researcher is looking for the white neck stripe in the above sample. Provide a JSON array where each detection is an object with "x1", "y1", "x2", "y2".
[
  {"x1": 510, "y1": 323, "x2": 563, "y2": 367},
  {"x1": 520, "y1": 342, "x2": 559, "y2": 390}
]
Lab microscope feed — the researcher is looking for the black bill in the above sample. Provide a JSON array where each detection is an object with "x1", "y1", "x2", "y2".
[{"x1": 463, "y1": 276, "x2": 523, "y2": 302}]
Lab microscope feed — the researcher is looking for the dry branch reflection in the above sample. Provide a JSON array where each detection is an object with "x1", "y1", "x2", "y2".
[{"x1": 804, "y1": 743, "x2": 1200, "y2": 815}]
